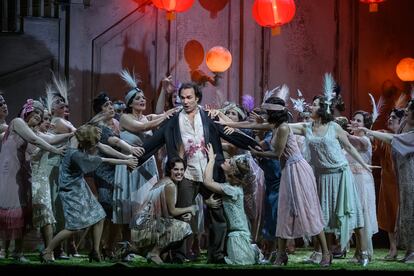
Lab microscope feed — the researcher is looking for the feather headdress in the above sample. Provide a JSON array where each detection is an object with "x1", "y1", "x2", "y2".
[
  {"x1": 119, "y1": 69, "x2": 143, "y2": 104},
  {"x1": 51, "y1": 72, "x2": 70, "y2": 104},
  {"x1": 41, "y1": 84, "x2": 55, "y2": 114},
  {"x1": 322, "y1": 73, "x2": 336, "y2": 113},
  {"x1": 395, "y1": 93, "x2": 408, "y2": 109},
  {"x1": 276, "y1": 84, "x2": 290, "y2": 104},
  {"x1": 368, "y1": 93, "x2": 384, "y2": 124},
  {"x1": 262, "y1": 86, "x2": 280, "y2": 104},
  {"x1": 120, "y1": 69, "x2": 141, "y2": 90},
  {"x1": 290, "y1": 89, "x2": 307, "y2": 113}
]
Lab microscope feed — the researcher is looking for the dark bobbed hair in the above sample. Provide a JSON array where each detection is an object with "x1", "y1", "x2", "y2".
[
  {"x1": 264, "y1": 97, "x2": 288, "y2": 126},
  {"x1": 178, "y1": 82, "x2": 202, "y2": 104},
  {"x1": 390, "y1": 108, "x2": 405, "y2": 122},
  {"x1": 93, "y1": 92, "x2": 111, "y2": 114},
  {"x1": 353, "y1": 110, "x2": 373, "y2": 129},
  {"x1": 312, "y1": 95, "x2": 334, "y2": 124},
  {"x1": 165, "y1": 157, "x2": 187, "y2": 177}
]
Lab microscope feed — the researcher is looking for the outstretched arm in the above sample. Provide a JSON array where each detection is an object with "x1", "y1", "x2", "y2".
[
  {"x1": 13, "y1": 118, "x2": 62, "y2": 155},
  {"x1": 336, "y1": 124, "x2": 371, "y2": 171},
  {"x1": 220, "y1": 120, "x2": 272, "y2": 131},
  {"x1": 347, "y1": 134, "x2": 370, "y2": 152},
  {"x1": 217, "y1": 123, "x2": 260, "y2": 150},
  {"x1": 359, "y1": 127, "x2": 394, "y2": 144},
  {"x1": 38, "y1": 131, "x2": 74, "y2": 145},
  {"x1": 288, "y1": 122, "x2": 306, "y2": 136},
  {"x1": 96, "y1": 142, "x2": 131, "y2": 159}
]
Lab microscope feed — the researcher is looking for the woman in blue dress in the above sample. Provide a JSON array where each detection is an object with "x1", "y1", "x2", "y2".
[
  {"x1": 203, "y1": 144, "x2": 262, "y2": 265},
  {"x1": 40, "y1": 124, "x2": 138, "y2": 262}
]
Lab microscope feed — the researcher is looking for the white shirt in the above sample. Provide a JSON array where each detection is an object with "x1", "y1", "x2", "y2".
[{"x1": 179, "y1": 108, "x2": 207, "y2": 182}]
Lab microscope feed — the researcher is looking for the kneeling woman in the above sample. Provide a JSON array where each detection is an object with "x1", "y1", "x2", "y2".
[
  {"x1": 125, "y1": 157, "x2": 196, "y2": 264},
  {"x1": 204, "y1": 144, "x2": 262, "y2": 265},
  {"x1": 40, "y1": 124, "x2": 138, "y2": 262}
]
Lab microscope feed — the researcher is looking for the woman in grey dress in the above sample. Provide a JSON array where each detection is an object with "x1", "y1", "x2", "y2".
[
  {"x1": 358, "y1": 99, "x2": 414, "y2": 264},
  {"x1": 40, "y1": 125, "x2": 138, "y2": 263}
]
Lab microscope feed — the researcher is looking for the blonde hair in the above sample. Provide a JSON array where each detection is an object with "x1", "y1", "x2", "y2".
[
  {"x1": 75, "y1": 124, "x2": 100, "y2": 151},
  {"x1": 227, "y1": 154, "x2": 253, "y2": 186}
]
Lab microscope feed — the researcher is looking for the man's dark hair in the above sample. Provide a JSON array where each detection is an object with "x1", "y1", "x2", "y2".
[{"x1": 178, "y1": 82, "x2": 203, "y2": 103}]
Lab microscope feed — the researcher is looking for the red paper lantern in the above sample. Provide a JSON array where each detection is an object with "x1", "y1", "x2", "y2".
[
  {"x1": 206, "y1": 46, "x2": 232, "y2": 73},
  {"x1": 252, "y1": 0, "x2": 296, "y2": 36},
  {"x1": 359, "y1": 0, "x2": 385, "y2": 13},
  {"x1": 396, "y1": 57, "x2": 414, "y2": 82},
  {"x1": 152, "y1": 0, "x2": 195, "y2": 20}
]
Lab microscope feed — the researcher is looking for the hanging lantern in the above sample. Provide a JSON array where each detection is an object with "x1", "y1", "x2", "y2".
[
  {"x1": 152, "y1": 0, "x2": 195, "y2": 20},
  {"x1": 252, "y1": 0, "x2": 296, "y2": 36},
  {"x1": 359, "y1": 0, "x2": 385, "y2": 13},
  {"x1": 396, "y1": 57, "x2": 414, "y2": 82},
  {"x1": 206, "y1": 46, "x2": 232, "y2": 73}
]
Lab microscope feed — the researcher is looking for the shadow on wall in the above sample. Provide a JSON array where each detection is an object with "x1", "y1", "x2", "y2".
[
  {"x1": 90, "y1": 34, "x2": 155, "y2": 117},
  {"x1": 0, "y1": 34, "x2": 55, "y2": 120},
  {"x1": 184, "y1": 39, "x2": 216, "y2": 87}
]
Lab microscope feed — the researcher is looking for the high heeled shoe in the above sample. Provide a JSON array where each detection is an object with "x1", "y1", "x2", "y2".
[
  {"x1": 12, "y1": 252, "x2": 30, "y2": 263},
  {"x1": 68, "y1": 243, "x2": 81, "y2": 258},
  {"x1": 88, "y1": 251, "x2": 102, "y2": 263},
  {"x1": 102, "y1": 248, "x2": 115, "y2": 261},
  {"x1": 319, "y1": 252, "x2": 332, "y2": 267},
  {"x1": 359, "y1": 251, "x2": 369, "y2": 267},
  {"x1": 273, "y1": 251, "x2": 288, "y2": 266},
  {"x1": 39, "y1": 250, "x2": 54, "y2": 264},
  {"x1": 0, "y1": 249, "x2": 9, "y2": 259},
  {"x1": 303, "y1": 251, "x2": 322, "y2": 264}
]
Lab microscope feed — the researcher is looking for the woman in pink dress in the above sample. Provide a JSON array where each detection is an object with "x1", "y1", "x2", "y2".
[
  {"x1": 224, "y1": 97, "x2": 331, "y2": 266},
  {"x1": 0, "y1": 99, "x2": 64, "y2": 262}
]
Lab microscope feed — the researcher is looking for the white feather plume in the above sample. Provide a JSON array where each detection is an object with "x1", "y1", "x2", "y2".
[
  {"x1": 45, "y1": 84, "x2": 55, "y2": 114},
  {"x1": 51, "y1": 72, "x2": 69, "y2": 104},
  {"x1": 119, "y1": 69, "x2": 140, "y2": 89},
  {"x1": 290, "y1": 89, "x2": 308, "y2": 113},
  {"x1": 395, "y1": 93, "x2": 407, "y2": 108},
  {"x1": 323, "y1": 73, "x2": 335, "y2": 103},
  {"x1": 263, "y1": 85, "x2": 280, "y2": 103},
  {"x1": 276, "y1": 84, "x2": 290, "y2": 104},
  {"x1": 368, "y1": 93, "x2": 384, "y2": 124}
]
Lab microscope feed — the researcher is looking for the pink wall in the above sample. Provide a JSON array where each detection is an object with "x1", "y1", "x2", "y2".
[{"x1": 65, "y1": 0, "x2": 414, "y2": 125}]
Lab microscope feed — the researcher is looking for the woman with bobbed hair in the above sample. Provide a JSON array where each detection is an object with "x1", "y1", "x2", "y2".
[
  {"x1": 358, "y1": 100, "x2": 414, "y2": 264},
  {"x1": 0, "y1": 99, "x2": 64, "y2": 262},
  {"x1": 373, "y1": 108, "x2": 405, "y2": 260},
  {"x1": 40, "y1": 124, "x2": 138, "y2": 263},
  {"x1": 346, "y1": 110, "x2": 378, "y2": 261},
  {"x1": 119, "y1": 157, "x2": 196, "y2": 264},
  {"x1": 289, "y1": 95, "x2": 373, "y2": 266},
  {"x1": 221, "y1": 97, "x2": 331, "y2": 266}
]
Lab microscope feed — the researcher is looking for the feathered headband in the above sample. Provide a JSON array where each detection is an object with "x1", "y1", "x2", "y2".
[
  {"x1": 51, "y1": 72, "x2": 70, "y2": 105},
  {"x1": 322, "y1": 73, "x2": 335, "y2": 114},
  {"x1": 290, "y1": 89, "x2": 308, "y2": 113},
  {"x1": 261, "y1": 84, "x2": 289, "y2": 111},
  {"x1": 119, "y1": 69, "x2": 143, "y2": 104},
  {"x1": 221, "y1": 103, "x2": 247, "y2": 120}
]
